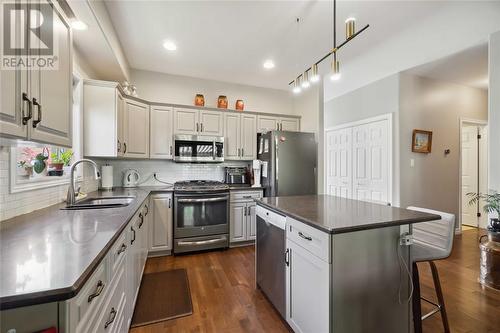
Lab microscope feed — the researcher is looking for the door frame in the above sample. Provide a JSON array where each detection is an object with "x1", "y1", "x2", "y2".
[
  {"x1": 324, "y1": 113, "x2": 393, "y2": 204},
  {"x1": 458, "y1": 117, "x2": 488, "y2": 232}
]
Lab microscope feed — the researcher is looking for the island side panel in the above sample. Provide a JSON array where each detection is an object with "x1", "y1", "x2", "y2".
[{"x1": 331, "y1": 225, "x2": 411, "y2": 333}]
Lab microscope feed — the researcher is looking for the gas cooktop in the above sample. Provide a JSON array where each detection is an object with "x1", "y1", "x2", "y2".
[{"x1": 174, "y1": 180, "x2": 229, "y2": 192}]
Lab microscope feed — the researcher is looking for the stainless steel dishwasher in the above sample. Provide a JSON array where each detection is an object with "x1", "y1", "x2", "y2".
[{"x1": 256, "y1": 205, "x2": 287, "y2": 319}]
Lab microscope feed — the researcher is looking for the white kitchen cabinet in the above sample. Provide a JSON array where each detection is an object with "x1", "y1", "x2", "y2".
[
  {"x1": 246, "y1": 204, "x2": 257, "y2": 240},
  {"x1": 174, "y1": 108, "x2": 223, "y2": 136},
  {"x1": 229, "y1": 190, "x2": 262, "y2": 243},
  {"x1": 230, "y1": 202, "x2": 246, "y2": 242},
  {"x1": 150, "y1": 106, "x2": 174, "y2": 159},
  {"x1": 83, "y1": 80, "x2": 124, "y2": 157},
  {"x1": 257, "y1": 115, "x2": 300, "y2": 132},
  {"x1": 280, "y1": 117, "x2": 300, "y2": 132},
  {"x1": 224, "y1": 113, "x2": 257, "y2": 160},
  {"x1": 199, "y1": 110, "x2": 223, "y2": 135},
  {"x1": 149, "y1": 193, "x2": 173, "y2": 253},
  {"x1": 286, "y1": 239, "x2": 330, "y2": 333},
  {"x1": 0, "y1": 0, "x2": 72, "y2": 147},
  {"x1": 123, "y1": 98, "x2": 150, "y2": 158}
]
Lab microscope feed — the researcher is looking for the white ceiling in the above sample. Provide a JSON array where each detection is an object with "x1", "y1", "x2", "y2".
[
  {"x1": 103, "y1": 0, "x2": 449, "y2": 91},
  {"x1": 405, "y1": 42, "x2": 489, "y2": 90}
]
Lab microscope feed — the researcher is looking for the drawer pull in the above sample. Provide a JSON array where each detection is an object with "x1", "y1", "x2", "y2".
[
  {"x1": 298, "y1": 231, "x2": 312, "y2": 241},
  {"x1": 87, "y1": 280, "x2": 105, "y2": 303},
  {"x1": 117, "y1": 243, "x2": 127, "y2": 255},
  {"x1": 131, "y1": 226, "x2": 136, "y2": 244},
  {"x1": 144, "y1": 204, "x2": 149, "y2": 216},
  {"x1": 104, "y1": 307, "x2": 117, "y2": 329},
  {"x1": 243, "y1": 195, "x2": 252, "y2": 199},
  {"x1": 139, "y1": 213, "x2": 144, "y2": 228}
]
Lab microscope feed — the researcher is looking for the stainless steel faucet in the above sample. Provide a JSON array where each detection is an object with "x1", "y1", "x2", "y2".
[{"x1": 66, "y1": 159, "x2": 100, "y2": 206}]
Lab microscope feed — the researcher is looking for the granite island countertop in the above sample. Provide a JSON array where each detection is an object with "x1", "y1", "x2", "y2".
[
  {"x1": 0, "y1": 186, "x2": 173, "y2": 310},
  {"x1": 256, "y1": 195, "x2": 440, "y2": 234}
]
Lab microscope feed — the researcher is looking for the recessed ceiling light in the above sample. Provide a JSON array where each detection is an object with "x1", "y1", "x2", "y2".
[
  {"x1": 71, "y1": 20, "x2": 88, "y2": 31},
  {"x1": 163, "y1": 40, "x2": 177, "y2": 51},
  {"x1": 263, "y1": 60, "x2": 275, "y2": 70}
]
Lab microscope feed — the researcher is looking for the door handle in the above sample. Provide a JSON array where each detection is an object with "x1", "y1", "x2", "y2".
[
  {"x1": 22, "y1": 93, "x2": 32, "y2": 125},
  {"x1": 285, "y1": 248, "x2": 290, "y2": 266},
  {"x1": 32, "y1": 98, "x2": 42, "y2": 128}
]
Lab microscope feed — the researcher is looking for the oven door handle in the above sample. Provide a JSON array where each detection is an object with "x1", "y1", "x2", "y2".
[
  {"x1": 177, "y1": 197, "x2": 228, "y2": 203},
  {"x1": 178, "y1": 237, "x2": 226, "y2": 246}
]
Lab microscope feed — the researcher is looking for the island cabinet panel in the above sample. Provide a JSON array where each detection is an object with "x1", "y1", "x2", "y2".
[
  {"x1": 0, "y1": 303, "x2": 59, "y2": 333},
  {"x1": 286, "y1": 239, "x2": 330, "y2": 333},
  {"x1": 287, "y1": 217, "x2": 331, "y2": 263}
]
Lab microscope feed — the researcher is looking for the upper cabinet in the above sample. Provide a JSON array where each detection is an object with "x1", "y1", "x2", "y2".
[
  {"x1": 257, "y1": 115, "x2": 300, "y2": 132},
  {"x1": 150, "y1": 106, "x2": 174, "y2": 159},
  {"x1": 224, "y1": 113, "x2": 257, "y2": 160},
  {"x1": 0, "y1": 0, "x2": 72, "y2": 147},
  {"x1": 123, "y1": 99, "x2": 150, "y2": 158},
  {"x1": 173, "y1": 108, "x2": 223, "y2": 136}
]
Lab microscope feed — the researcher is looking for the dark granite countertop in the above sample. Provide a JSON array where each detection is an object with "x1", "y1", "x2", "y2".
[
  {"x1": 256, "y1": 195, "x2": 440, "y2": 234},
  {"x1": 0, "y1": 187, "x2": 172, "y2": 310}
]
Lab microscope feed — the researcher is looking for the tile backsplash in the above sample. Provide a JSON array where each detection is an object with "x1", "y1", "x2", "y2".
[{"x1": 0, "y1": 147, "x2": 99, "y2": 222}]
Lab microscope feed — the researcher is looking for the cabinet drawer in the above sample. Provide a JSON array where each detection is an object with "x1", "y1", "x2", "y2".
[
  {"x1": 286, "y1": 217, "x2": 331, "y2": 263},
  {"x1": 230, "y1": 190, "x2": 263, "y2": 202},
  {"x1": 74, "y1": 258, "x2": 108, "y2": 328},
  {"x1": 92, "y1": 266, "x2": 126, "y2": 333},
  {"x1": 110, "y1": 231, "x2": 127, "y2": 278}
]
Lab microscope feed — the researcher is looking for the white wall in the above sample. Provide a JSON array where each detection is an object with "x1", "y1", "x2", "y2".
[
  {"x1": 489, "y1": 31, "x2": 500, "y2": 193},
  {"x1": 324, "y1": 1, "x2": 500, "y2": 102},
  {"x1": 131, "y1": 69, "x2": 294, "y2": 115}
]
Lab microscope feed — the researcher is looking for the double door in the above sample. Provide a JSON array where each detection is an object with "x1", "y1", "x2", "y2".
[
  {"x1": 224, "y1": 113, "x2": 257, "y2": 160},
  {"x1": 257, "y1": 115, "x2": 300, "y2": 133},
  {"x1": 0, "y1": 0, "x2": 72, "y2": 147},
  {"x1": 230, "y1": 202, "x2": 256, "y2": 242},
  {"x1": 174, "y1": 108, "x2": 223, "y2": 136}
]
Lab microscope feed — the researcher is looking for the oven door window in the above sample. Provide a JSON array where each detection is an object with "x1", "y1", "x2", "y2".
[{"x1": 176, "y1": 196, "x2": 228, "y2": 228}]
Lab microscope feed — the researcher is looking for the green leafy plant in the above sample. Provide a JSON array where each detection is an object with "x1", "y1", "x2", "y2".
[
  {"x1": 60, "y1": 149, "x2": 73, "y2": 166},
  {"x1": 467, "y1": 192, "x2": 500, "y2": 219},
  {"x1": 50, "y1": 152, "x2": 64, "y2": 164}
]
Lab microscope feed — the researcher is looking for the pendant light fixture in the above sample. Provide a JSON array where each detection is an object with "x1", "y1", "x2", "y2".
[{"x1": 289, "y1": 0, "x2": 369, "y2": 92}]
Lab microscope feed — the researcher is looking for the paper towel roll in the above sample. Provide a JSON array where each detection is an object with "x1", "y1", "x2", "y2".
[{"x1": 101, "y1": 165, "x2": 113, "y2": 190}]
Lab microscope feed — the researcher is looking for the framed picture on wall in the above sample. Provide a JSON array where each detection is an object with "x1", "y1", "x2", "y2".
[{"x1": 412, "y1": 129, "x2": 433, "y2": 153}]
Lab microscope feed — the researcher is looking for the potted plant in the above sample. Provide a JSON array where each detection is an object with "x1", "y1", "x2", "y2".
[
  {"x1": 468, "y1": 192, "x2": 500, "y2": 231},
  {"x1": 32, "y1": 153, "x2": 48, "y2": 176},
  {"x1": 60, "y1": 149, "x2": 73, "y2": 167},
  {"x1": 50, "y1": 152, "x2": 65, "y2": 170}
]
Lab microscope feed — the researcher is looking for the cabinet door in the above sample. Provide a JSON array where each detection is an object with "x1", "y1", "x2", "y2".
[
  {"x1": 352, "y1": 124, "x2": 370, "y2": 201},
  {"x1": 149, "y1": 194, "x2": 173, "y2": 252},
  {"x1": 240, "y1": 114, "x2": 257, "y2": 160},
  {"x1": 30, "y1": 1, "x2": 72, "y2": 147},
  {"x1": 257, "y1": 115, "x2": 279, "y2": 133},
  {"x1": 174, "y1": 108, "x2": 198, "y2": 135},
  {"x1": 280, "y1": 118, "x2": 300, "y2": 132},
  {"x1": 199, "y1": 110, "x2": 223, "y2": 136},
  {"x1": 286, "y1": 240, "x2": 329, "y2": 333},
  {"x1": 150, "y1": 106, "x2": 174, "y2": 159},
  {"x1": 230, "y1": 202, "x2": 246, "y2": 242},
  {"x1": 246, "y1": 203, "x2": 256, "y2": 240},
  {"x1": 224, "y1": 113, "x2": 241, "y2": 160},
  {"x1": 124, "y1": 99, "x2": 150, "y2": 158},
  {"x1": 0, "y1": 2, "x2": 28, "y2": 139}
]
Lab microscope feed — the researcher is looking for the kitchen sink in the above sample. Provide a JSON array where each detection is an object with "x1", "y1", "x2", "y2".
[{"x1": 62, "y1": 196, "x2": 136, "y2": 210}]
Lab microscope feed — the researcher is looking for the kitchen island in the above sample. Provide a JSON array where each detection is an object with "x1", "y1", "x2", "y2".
[{"x1": 255, "y1": 195, "x2": 440, "y2": 333}]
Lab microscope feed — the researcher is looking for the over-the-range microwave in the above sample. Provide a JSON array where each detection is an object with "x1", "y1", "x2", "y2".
[{"x1": 173, "y1": 135, "x2": 224, "y2": 163}]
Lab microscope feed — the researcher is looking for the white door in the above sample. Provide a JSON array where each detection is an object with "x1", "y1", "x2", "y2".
[
  {"x1": 286, "y1": 240, "x2": 329, "y2": 333},
  {"x1": 230, "y1": 202, "x2": 246, "y2": 242},
  {"x1": 367, "y1": 120, "x2": 390, "y2": 202},
  {"x1": 174, "y1": 108, "x2": 199, "y2": 135},
  {"x1": 240, "y1": 114, "x2": 257, "y2": 160},
  {"x1": 257, "y1": 115, "x2": 279, "y2": 132},
  {"x1": 326, "y1": 128, "x2": 352, "y2": 198},
  {"x1": 280, "y1": 118, "x2": 300, "y2": 132},
  {"x1": 224, "y1": 113, "x2": 241, "y2": 160},
  {"x1": 246, "y1": 204, "x2": 256, "y2": 240},
  {"x1": 150, "y1": 106, "x2": 174, "y2": 159},
  {"x1": 124, "y1": 99, "x2": 149, "y2": 158},
  {"x1": 352, "y1": 124, "x2": 371, "y2": 201},
  {"x1": 30, "y1": 1, "x2": 72, "y2": 147},
  {"x1": 461, "y1": 125, "x2": 479, "y2": 227},
  {"x1": 199, "y1": 110, "x2": 223, "y2": 136},
  {"x1": 149, "y1": 194, "x2": 173, "y2": 252}
]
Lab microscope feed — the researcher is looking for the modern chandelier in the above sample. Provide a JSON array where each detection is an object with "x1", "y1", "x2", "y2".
[{"x1": 290, "y1": 0, "x2": 370, "y2": 93}]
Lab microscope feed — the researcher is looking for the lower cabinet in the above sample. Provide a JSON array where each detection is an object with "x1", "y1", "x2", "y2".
[
  {"x1": 149, "y1": 193, "x2": 173, "y2": 253},
  {"x1": 229, "y1": 190, "x2": 262, "y2": 243}
]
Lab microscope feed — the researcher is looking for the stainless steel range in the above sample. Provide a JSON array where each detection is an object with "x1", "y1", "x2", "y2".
[{"x1": 173, "y1": 180, "x2": 230, "y2": 254}]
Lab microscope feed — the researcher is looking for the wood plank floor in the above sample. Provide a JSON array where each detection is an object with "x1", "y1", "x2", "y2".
[{"x1": 130, "y1": 229, "x2": 500, "y2": 333}]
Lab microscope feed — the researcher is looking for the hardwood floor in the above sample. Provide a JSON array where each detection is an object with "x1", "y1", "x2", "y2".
[{"x1": 130, "y1": 229, "x2": 500, "y2": 333}]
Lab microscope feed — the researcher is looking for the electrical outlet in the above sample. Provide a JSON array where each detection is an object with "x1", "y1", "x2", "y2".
[{"x1": 399, "y1": 233, "x2": 413, "y2": 246}]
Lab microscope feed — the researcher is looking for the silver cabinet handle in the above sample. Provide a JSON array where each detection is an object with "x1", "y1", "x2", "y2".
[
  {"x1": 241, "y1": 148, "x2": 244, "y2": 156},
  {"x1": 130, "y1": 226, "x2": 136, "y2": 244},
  {"x1": 170, "y1": 145, "x2": 172, "y2": 155},
  {"x1": 117, "y1": 140, "x2": 121, "y2": 153},
  {"x1": 178, "y1": 237, "x2": 226, "y2": 246},
  {"x1": 117, "y1": 243, "x2": 127, "y2": 255},
  {"x1": 298, "y1": 231, "x2": 312, "y2": 241},
  {"x1": 32, "y1": 98, "x2": 42, "y2": 128},
  {"x1": 22, "y1": 92, "x2": 32, "y2": 125},
  {"x1": 276, "y1": 123, "x2": 279, "y2": 130},
  {"x1": 243, "y1": 195, "x2": 252, "y2": 199},
  {"x1": 237, "y1": 148, "x2": 241, "y2": 157},
  {"x1": 285, "y1": 248, "x2": 290, "y2": 266},
  {"x1": 196, "y1": 123, "x2": 199, "y2": 132},
  {"x1": 168, "y1": 198, "x2": 171, "y2": 208},
  {"x1": 144, "y1": 204, "x2": 149, "y2": 216},
  {"x1": 104, "y1": 307, "x2": 117, "y2": 329},
  {"x1": 201, "y1": 123, "x2": 204, "y2": 132},
  {"x1": 178, "y1": 196, "x2": 228, "y2": 203},
  {"x1": 88, "y1": 280, "x2": 105, "y2": 303},
  {"x1": 123, "y1": 142, "x2": 127, "y2": 153},
  {"x1": 244, "y1": 206, "x2": 247, "y2": 216},
  {"x1": 138, "y1": 213, "x2": 144, "y2": 228}
]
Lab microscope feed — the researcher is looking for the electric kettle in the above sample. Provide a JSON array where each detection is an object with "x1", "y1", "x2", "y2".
[{"x1": 123, "y1": 169, "x2": 140, "y2": 188}]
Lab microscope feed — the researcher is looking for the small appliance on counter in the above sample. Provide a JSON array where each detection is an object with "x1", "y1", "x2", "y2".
[
  {"x1": 252, "y1": 160, "x2": 262, "y2": 187},
  {"x1": 225, "y1": 167, "x2": 248, "y2": 185},
  {"x1": 123, "y1": 169, "x2": 140, "y2": 188},
  {"x1": 100, "y1": 165, "x2": 114, "y2": 190}
]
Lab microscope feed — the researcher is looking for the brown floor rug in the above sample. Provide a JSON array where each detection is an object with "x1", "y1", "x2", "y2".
[{"x1": 131, "y1": 268, "x2": 193, "y2": 328}]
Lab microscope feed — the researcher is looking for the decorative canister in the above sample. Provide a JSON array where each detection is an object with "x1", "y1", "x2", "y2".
[
  {"x1": 235, "y1": 99, "x2": 244, "y2": 111},
  {"x1": 217, "y1": 95, "x2": 228, "y2": 109},
  {"x1": 195, "y1": 94, "x2": 205, "y2": 106},
  {"x1": 479, "y1": 225, "x2": 500, "y2": 290}
]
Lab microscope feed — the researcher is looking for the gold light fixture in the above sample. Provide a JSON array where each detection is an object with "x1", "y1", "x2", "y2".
[
  {"x1": 301, "y1": 71, "x2": 311, "y2": 88},
  {"x1": 288, "y1": 0, "x2": 369, "y2": 91}
]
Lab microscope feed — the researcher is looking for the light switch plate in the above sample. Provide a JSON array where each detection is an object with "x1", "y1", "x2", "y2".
[{"x1": 410, "y1": 159, "x2": 415, "y2": 167}]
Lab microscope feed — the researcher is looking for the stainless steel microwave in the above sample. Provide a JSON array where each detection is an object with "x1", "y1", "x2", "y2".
[{"x1": 174, "y1": 135, "x2": 224, "y2": 163}]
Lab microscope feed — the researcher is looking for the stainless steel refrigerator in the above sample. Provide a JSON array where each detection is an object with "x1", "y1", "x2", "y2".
[{"x1": 257, "y1": 131, "x2": 317, "y2": 197}]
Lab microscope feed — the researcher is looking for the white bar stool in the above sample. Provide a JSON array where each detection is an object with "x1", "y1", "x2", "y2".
[{"x1": 406, "y1": 206, "x2": 455, "y2": 333}]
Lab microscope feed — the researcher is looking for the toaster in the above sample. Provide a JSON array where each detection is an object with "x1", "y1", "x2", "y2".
[{"x1": 225, "y1": 167, "x2": 247, "y2": 185}]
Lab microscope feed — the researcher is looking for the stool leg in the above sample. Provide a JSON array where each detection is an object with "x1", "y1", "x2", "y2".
[
  {"x1": 412, "y1": 262, "x2": 423, "y2": 333},
  {"x1": 428, "y1": 261, "x2": 450, "y2": 333}
]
